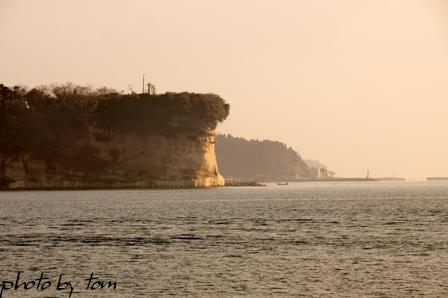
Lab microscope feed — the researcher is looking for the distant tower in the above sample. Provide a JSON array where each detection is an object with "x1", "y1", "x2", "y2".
[
  {"x1": 142, "y1": 74, "x2": 145, "y2": 94},
  {"x1": 366, "y1": 170, "x2": 370, "y2": 179}
]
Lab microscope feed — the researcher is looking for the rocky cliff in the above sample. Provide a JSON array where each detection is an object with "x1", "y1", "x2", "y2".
[
  {"x1": 0, "y1": 84, "x2": 229, "y2": 189},
  {"x1": 4, "y1": 130, "x2": 224, "y2": 189}
]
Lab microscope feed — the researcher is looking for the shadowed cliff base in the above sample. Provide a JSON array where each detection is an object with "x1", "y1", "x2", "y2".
[{"x1": 0, "y1": 83, "x2": 229, "y2": 189}]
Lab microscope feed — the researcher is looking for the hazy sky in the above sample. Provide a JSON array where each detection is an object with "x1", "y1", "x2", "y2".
[{"x1": 1, "y1": 0, "x2": 448, "y2": 179}]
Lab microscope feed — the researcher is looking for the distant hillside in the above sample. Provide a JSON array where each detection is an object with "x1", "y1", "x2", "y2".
[{"x1": 216, "y1": 134, "x2": 309, "y2": 181}]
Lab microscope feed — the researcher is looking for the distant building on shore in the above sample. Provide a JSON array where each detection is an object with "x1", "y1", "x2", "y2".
[{"x1": 305, "y1": 160, "x2": 335, "y2": 179}]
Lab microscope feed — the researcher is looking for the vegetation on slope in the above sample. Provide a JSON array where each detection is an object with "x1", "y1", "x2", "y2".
[{"x1": 216, "y1": 134, "x2": 309, "y2": 181}]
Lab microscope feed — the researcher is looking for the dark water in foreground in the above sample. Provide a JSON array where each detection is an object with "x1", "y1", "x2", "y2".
[{"x1": 0, "y1": 182, "x2": 447, "y2": 297}]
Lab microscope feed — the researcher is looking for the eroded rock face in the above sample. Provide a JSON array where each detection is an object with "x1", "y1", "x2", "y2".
[{"x1": 4, "y1": 130, "x2": 224, "y2": 189}]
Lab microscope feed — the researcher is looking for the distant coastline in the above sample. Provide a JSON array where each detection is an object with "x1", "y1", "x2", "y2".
[
  {"x1": 426, "y1": 177, "x2": 448, "y2": 181},
  {"x1": 271, "y1": 177, "x2": 406, "y2": 183}
]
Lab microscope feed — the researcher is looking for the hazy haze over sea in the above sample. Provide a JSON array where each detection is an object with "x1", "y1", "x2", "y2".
[{"x1": 1, "y1": 182, "x2": 447, "y2": 297}]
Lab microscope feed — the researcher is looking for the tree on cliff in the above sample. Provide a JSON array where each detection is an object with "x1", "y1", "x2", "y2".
[
  {"x1": 0, "y1": 84, "x2": 103, "y2": 180},
  {"x1": 94, "y1": 92, "x2": 229, "y2": 135},
  {"x1": 0, "y1": 85, "x2": 27, "y2": 185}
]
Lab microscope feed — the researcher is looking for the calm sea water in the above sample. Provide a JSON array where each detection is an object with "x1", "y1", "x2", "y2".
[{"x1": 0, "y1": 182, "x2": 447, "y2": 297}]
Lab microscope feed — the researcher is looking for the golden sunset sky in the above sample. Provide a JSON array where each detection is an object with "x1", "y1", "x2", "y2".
[{"x1": 1, "y1": 0, "x2": 448, "y2": 179}]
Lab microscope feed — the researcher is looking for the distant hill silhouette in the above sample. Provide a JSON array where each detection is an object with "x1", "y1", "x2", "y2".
[{"x1": 216, "y1": 134, "x2": 309, "y2": 181}]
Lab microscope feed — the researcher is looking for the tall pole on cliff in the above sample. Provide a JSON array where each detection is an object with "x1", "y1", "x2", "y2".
[{"x1": 142, "y1": 74, "x2": 145, "y2": 94}]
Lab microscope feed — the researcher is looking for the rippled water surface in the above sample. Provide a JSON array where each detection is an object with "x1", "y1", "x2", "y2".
[{"x1": 1, "y1": 182, "x2": 448, "y2": 297}]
